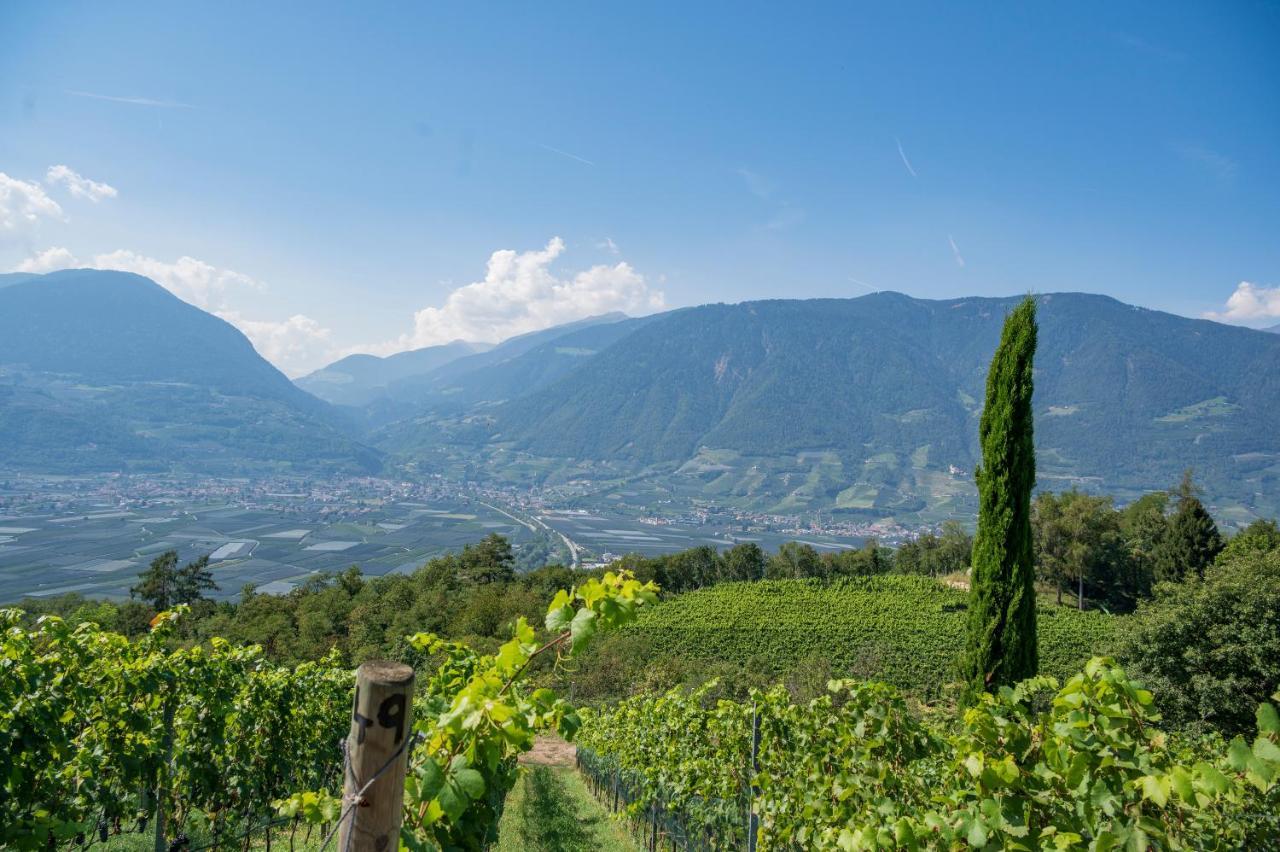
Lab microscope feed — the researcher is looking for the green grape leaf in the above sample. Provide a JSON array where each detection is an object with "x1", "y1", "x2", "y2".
[
  {"x1": 569, "y1": 607, "x2": 597, "y2": 654},
  {"x1": 1257, "y1": 703, "x2": 1280, "y2": 736},
  {"x1": 454, "y1": 767, "x2": 485, "y2": 800},
  {"x1": 436, "y1": 779, "x2": 468, "y2": 822},
  {"x1": 1139, "y1": 774, "x2": 1168, "y2": 808},
  {"x1": 417, "y1": 758, "x2": 445, "y2": 800}
]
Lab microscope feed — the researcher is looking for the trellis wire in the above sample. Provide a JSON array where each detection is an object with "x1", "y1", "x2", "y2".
[
  {"x1": 319, "y1": 730, "x2": 421, "y2": 852},
  {"x1": 576, "y1": 744, "x2": 756, "y2": 852},
  {"x1": 58, "y1": 735, "x2": 348, "y2": 852}
]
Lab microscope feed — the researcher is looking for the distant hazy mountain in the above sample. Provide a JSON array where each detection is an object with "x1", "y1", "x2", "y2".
[
  {"x1": 1267, "y1": 323, "x2": 1280, "y2": 334},
  {"x1": 296, "y1": 340, "x2": 489, "y2": 406},
  {"x1": 384, "y1": 313, "x2": 648, "y2": 410},
  {"x1": 0, "y1": 273, "x2": 40, "y2": 289},
  {"x1": 385, "y1": 292, "x2": 1280, "y2": 517},
  {"x1": 0, "y1": 269, "x2": 379, "y2": 474},
  {"x1": 387, "y1": 313, "x2": 633, "y2": 399}
]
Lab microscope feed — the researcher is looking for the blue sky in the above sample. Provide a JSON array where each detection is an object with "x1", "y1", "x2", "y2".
[{"x1": 1, "y1": 2, "x2": 1277, "y2": 374}]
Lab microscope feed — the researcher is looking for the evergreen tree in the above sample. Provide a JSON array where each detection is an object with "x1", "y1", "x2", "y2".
[
  {"x1": 131, "y1": 550, "x2": 180, "y2": 610},
  {"x1": 457, "y1": 533, "x2": 516, "y2": 585},
  {"x1": 131, "y1": 550, "x2": 219, "y2": 609},
  {"x1": 174, "y1": 554, "x2": 218, "y2": 604},
  {"x1": 962, "y1": 296, "x2": 1039, "y2": 698},
  {"x1": 1154, "y1": 470, "x2": 1224, "y2": 582}
]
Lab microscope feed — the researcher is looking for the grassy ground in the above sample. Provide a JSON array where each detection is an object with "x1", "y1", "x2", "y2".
[
  {"x1": 93, "y1": 819, "x2": 324, "y2": 851},
  {"x1": 95, "y1": 738, "x2": 631, "y2": 852},
  {"x1": 495, "y1": 766, "x2": 639, "y2": 852}
]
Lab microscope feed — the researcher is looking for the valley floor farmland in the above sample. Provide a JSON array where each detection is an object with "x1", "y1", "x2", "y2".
[
  {"x1": 0, "y1": 473, "x2": 873, "y2": 602},
  {"x1": 534, "y1": 507, "x2": 868, "y2": 563},
  {"x1": 0, "y1": 475, "x2": 539, "y2": 602}
]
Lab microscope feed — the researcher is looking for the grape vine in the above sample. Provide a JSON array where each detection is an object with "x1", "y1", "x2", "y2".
[
  {"x1": 1, "y1": 606, "x2": 352, "y2": 849},
  {"x1": 626, "y1": 576, "x2": 1117, "y2": 697},
  {"x1": 578, "y1": 658, "x2": 1280, "y2": 849},
  {"x1": 274, "y1": 569, "x2": 659, "y2": 850}
]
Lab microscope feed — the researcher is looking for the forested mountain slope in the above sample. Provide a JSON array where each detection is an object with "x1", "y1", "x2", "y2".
[
  {"x1": 398, "y1": 292, "x2": 1279, "y2": 517},
  {"x1": 0, "y1": 269, "x2": 378, "y2": 473}
]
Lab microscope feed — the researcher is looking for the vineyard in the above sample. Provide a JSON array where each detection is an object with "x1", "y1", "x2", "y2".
[
  {"x1": 0, "y1": 607, "x2": 351, "y2": 849},
  {"x1": 577, "y1": 660, "x2": 1280, "y2": 849},
  {"x1": 8, "y1": 569, "x2": 1279, "y2": 850},
  {"x1": 2, "y1": 571, "x2": 659, "y2": 851},
  {"x1": 624, "y1": 576, "x2": 1117, "y2": 695}
]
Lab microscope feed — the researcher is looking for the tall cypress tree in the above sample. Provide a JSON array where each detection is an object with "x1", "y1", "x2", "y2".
[{"x1": 962, "y1": 296, "x2": 1039, "y2": 698}]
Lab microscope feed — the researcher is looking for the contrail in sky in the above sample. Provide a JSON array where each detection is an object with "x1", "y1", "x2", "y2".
[
  {"x1": 895, "y1": 137, "x2": 918, "y2": 178},
  {"x1": 948, "y1": 235, "x2": 966, "y2": 268},
  {"x1": 538, "y1": 143, "x2": 595, "y2": 167},
  {"x1": 67, "y1": 89, "x2": 194, "y2": 109}
]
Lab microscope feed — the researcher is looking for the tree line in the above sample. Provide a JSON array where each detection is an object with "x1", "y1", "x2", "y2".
[
  {"x1": 16, "y1": 511, "x2": 1279, "y2": 729},
  {"x1": 97, "y1": 463, "x2": 1252, "y2": 634}
]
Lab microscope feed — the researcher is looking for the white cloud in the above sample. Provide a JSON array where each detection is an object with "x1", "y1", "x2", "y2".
[
  {"x1": 737, "y1": 167, "x2": 775, "y2": 199},
  {"x1": 215, "y1": 311, "x2": 334, "y2": 378},
  {"x1": 11, "y1": 247, "x2": 253, "y2": 307},
  {"x1": 89, "y1": 249, "x2": 259, "y2": 311},
  {"x1": 46, "y1": 165, "x2": 118, "y2": 202},
  {"x1": 763, "y1": 205, "x2": 805, "y2": 231},
  {"x1": 357, "y1": 237, "x2": 665, "y2": 356},
  {"x1": 1204, "y1": 281, "x2": 1280, "y2": 324},
  {"x1": 14, "y1": 246, "x2": 80, "y2": 272},
  {"x1": 0, "y1": 172, "x2": 65, "y2": 231},
  {"x1": 598, "y1": 237, "x2": 620, "y2": 255},
  {"x1": 948, "y1": 234, "x2": 966, "y2": 268},
  {"x1": 10, "y1": 246, "x2": 335, "y2": 376},
  {"x1": 87, "y1": 250, "x2": 336, "y2": 374},
  {"x1": 1173, "y1": 143, "x2": 1237, "y2": 183}
]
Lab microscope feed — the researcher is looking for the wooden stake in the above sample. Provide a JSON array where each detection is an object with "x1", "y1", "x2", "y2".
[{"x1": 339, "y1": 661, "x2": 415, "y2": 852}]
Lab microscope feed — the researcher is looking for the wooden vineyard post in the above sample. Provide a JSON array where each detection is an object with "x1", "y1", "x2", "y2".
[
  {"x1": 153, "y1": 697, "x2": 175, "y2": 852},
  {"x1": 746, "y1": 706, "x2": 761, "y2": 852},
  {"x1": 339, "y1": 661, "x2": 416, "y2": 852}
]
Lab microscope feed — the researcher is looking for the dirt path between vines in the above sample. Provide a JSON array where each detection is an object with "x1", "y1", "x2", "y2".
[{"x1": 520, "y1": 735, "x2": 577, "y2": 768}]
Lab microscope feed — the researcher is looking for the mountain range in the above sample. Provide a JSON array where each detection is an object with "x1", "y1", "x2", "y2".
[
  {"x1": 366, "y1": 293, "x2": 1280, "y2": 519},
  {"x1": 2, "y1": 269, "x2": 1277, "y2": 521},
  {"x1": 294, "y1": 339, "x2": 489, "y2": 407},
  {"x1": 296, "y1": 313, "x2": 644, "y2": 419},
  {"x1": 503, "y1": 294, "x2": 1280, "y2": 516},
  {"x1": 0, "y1": 269, "x2": 377, "y2": 474}
]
